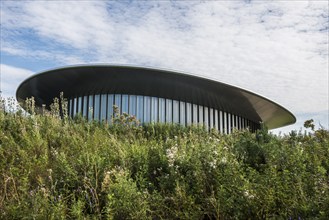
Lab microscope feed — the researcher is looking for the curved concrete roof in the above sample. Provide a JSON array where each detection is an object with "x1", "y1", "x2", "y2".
[{"x1": 16, "y1": 65, "x2": 296, "y2": 129}]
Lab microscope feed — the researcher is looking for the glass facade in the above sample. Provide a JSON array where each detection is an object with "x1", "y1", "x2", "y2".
[{"x1": 69, "y1": 94, "x2": 259, "y2": 133}]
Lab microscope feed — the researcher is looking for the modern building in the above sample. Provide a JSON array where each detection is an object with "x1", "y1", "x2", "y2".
[{"x1": 16, "y1": 65, "x2": 296, "y2": 133}]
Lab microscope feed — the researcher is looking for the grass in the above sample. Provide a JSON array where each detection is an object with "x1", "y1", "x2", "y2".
[{"x1": 0, "y1": 97, "x2": 328, "y2": 219}]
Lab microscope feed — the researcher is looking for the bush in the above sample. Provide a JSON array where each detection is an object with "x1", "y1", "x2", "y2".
[{"x1": 0, "y1": 97, "x2": 328, "y2": 219}]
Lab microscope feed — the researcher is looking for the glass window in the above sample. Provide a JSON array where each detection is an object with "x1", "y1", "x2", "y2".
[
  {"x1": 227, "y1": 113, "x2": 231, "y2": 134},
  {"x1": 192, "y1": 104, "x2": 198, "y2": 125},
  {"x1": 223, "y1": 112, "x2": 227, "y2": 134},
  {"x1": 69, "y1": 99, "x2": 73, "y2": 117},
  {"x1": 94, "y1": 94, "x2": 100, "y2": 121},
  {"x1": 129, "y1": 95, "x2": 137, "y2": 116},
  {"x1": 173, "y1": 100, "x2": 179, "y2": 123},
  {"x1": 77, "y1": 97, "x2": 82, "y2": 114},
  {"x1": 186, "y1": 102, "x2": 192, "y2": 125},
  {"x1": 151, "y1": 97, "x2": 158, "y2": 122},
  {"x1": 198, "y1": 105, "x2": 204, "y2": 126},
  {"x1": 214, "y1": 109, "x2": 218, "y2": 130},
  {"x1": 219, "y1": 111, "x2": 223, "y2": 133},
  {"x1": 72, "y1": 97, "x2": 77, "y2": 116},
  {"x1": 73, "y1": 97, "x2": 77, "y2": 116},
  {"x1": 209, "y1": 108, "x2": 214, "y2": 129},
  {"x1": 100, "y1": 94, "x2": 107, "y2": 121},
  {"x1": 179, "y1": 101, "x2": 185, "y2": 126},
  {"x1": 114, "y1": 94, "x2": 121, "y2": 115},
  {"x1": 159, "y1": 98, "x2": 165, "y2": 123},
  {"x1": 83, "y1": 96, "x2": 88, "y2": 117},
  {"x1": 144, "y1": 96, "x2": 151, "y2": 123},
  {"x1": 88, "y1": 95, "x2": 94, "y2": 121},
  {"x1": 107, "y1": 94, "x2": 114, "y2": 122},
  {"x1": 166, "y1": 99, "x2": 172, "y2": 123},
  {"x1": 204, "y1": 106, "x2": 209, "y2": 129},
  {"x1": 136, "y1": 96, "x2": 144, "y2": 123},
  {"x1": 122, "y1": 95, "x2": 129, "y2": 114}
]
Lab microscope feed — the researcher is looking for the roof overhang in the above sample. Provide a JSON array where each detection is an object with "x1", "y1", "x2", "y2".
[{"x1": 16, "y1": 65, "x2": 296, "y2": 129}]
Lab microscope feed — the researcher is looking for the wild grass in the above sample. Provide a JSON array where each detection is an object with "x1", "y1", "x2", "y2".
[{"x1": 0, "y1": 97, "x2": 328, "y2": 219}]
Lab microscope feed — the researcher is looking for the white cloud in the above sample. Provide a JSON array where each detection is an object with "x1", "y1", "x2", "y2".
[
  {"x1": 0, "y1": 64, "x2": 34, "y2": 98},
  {"x1": 1, "y1": 0, "x2": 328, "y2": 130}
]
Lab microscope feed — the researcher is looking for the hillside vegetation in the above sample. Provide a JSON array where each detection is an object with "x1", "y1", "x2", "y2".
[{"x1": 0, "y1": 99, "x2": 329, "y2": 219}]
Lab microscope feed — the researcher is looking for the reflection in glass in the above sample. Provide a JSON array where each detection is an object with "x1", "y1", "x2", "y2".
[
  {"x1": 101, "y1": 94, "x2": 107, "y2": 121},
  {"x1": 214, "y1": 109, "x2": 218, "y2": 130},
  {"x1": 151, "y1": 97, "x2": 158, "y2": 122},
  {"x1": 166, "y1": 99, "x2": 172, "y2": 123},
  {"x1": 88, "y1": 95, "x2": 93, "y2": 121},
  {"x1": 173, "y1": 100, "x2": 179, "y2": 123},
  {"x1": 69, "y1": 99, "x2": 73, "y2": 117},
  {"x1": 73, "y1": 97, "x2": 76, "y2": 115},
  {"x1": 204, "y1": 107, "x2": 209, "y2": 129},
  {"x1": 94, "y1": 94, "x2": 100, "y2": 121},
  {"x1": 83, "y1": 96, "x2": 88, "y2": 117},
  {"x1": 122, "y1": 95, "x2": 129, "y2": 114},
  {"x1": 137, "y1": 96, "x2": 144, "y2": 123},
  {"x1": 129, "y1": 95, "x2": 136, "y2": 116},
  {"x1": 209, "y1": 108, "x2": 214, "y2": 129},
  {"x1": 107, "y1": 95, "x2": 114, "y2": 122},
  {"x1": 73, "y1": 97, "x2": 77, "y2": 116},
  {"x1": 77, "y1": 97, "x2": 82, "y2": 115},
  {"x1": 114, "y1": 94, "x2": 121, "y2": 115},
  {"x1": 159, "y1": 98, "x2": 165, "y2": 122},
  {"x1": 179, "y1": 101, "x2": 185, "y2": 126},
  {"x1": 65, "y1": 93, "x2": 253, "y2": 133},
  {"x1": 144, "y1": 96, "x2": 151, "y2": 123},
  {"x1": 186, "y1": 103, "x2": 192, "y2": 125}
]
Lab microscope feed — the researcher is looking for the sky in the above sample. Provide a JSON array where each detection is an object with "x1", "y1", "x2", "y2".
[{"x1": 0, "y1": 0, "x2": 328, "y2": 133}]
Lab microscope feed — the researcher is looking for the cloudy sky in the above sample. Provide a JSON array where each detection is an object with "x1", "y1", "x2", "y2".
[{"x1": 1, "y1": 0, "x2": 328, "y2": 133}]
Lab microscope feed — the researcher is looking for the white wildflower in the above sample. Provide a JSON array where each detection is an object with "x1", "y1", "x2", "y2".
[
  {"x1": 209, "y1": 159, "x2": 217, "y2": 169},
  {"x1": 220, "y1": 157, "x2": 227, "y2": 164},
  {"x1": 166, "y1": 146, "x2": 178, "y2": 167},
  {"x1": 244, "y1": 190, "x2": 255, "y2": 199}
]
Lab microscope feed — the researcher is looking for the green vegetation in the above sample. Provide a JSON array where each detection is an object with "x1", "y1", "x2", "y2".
[{"x1": 0, "y1": 98, "x2": 328, "y2": 219}]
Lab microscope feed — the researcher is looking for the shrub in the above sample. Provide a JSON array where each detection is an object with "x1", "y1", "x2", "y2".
[{"x1": 0, "y1": 97, "x2": 328, "y2": 219}]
